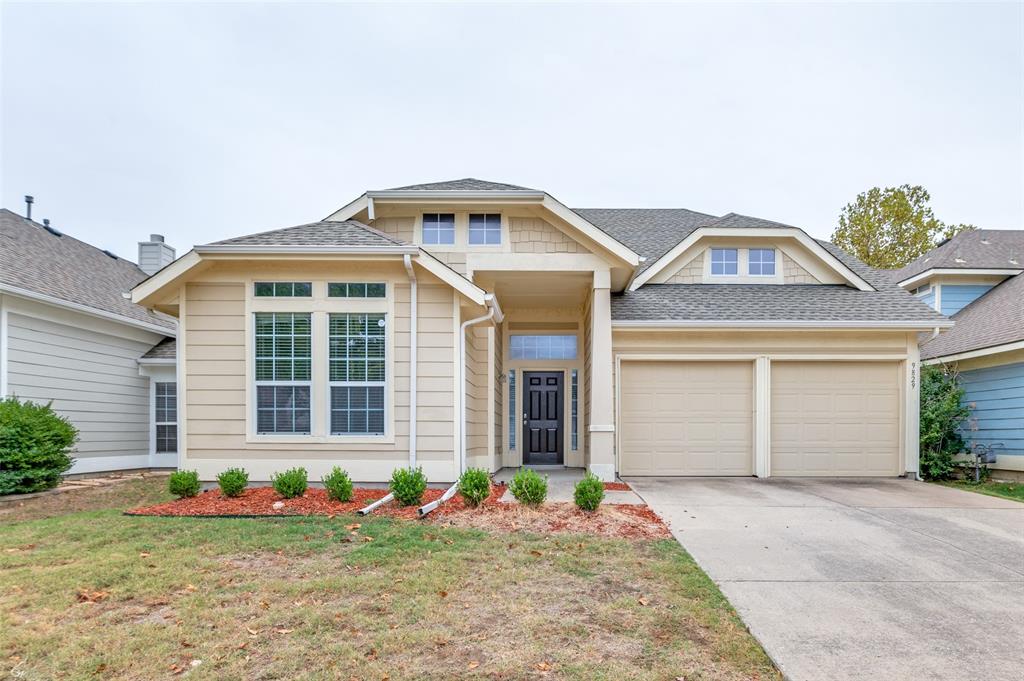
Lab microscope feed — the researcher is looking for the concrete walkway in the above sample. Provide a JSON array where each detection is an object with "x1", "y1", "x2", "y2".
[
  {"x1": 494, "y1": 467, "x2": 644, "y2": 504},
  {"x1": 627, "y1": 477, "x2": 1024, "y2": 681}
]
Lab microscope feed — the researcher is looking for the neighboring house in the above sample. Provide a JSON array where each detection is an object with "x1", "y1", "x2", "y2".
[
  {"x1": 131, "y1": 179, "x2": 948, "y2": 482},
  {"x1": 893, "y1": 229, "x2": 1024, "y2": 478},
  {"x1": 0, "y1": 208, "x2": 178, "y2": 474}
]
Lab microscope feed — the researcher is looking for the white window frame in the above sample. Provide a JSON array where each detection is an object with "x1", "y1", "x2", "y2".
[
  {"x1": 468, "y1": 213, "x2": 502, "y2": 246},
  {"x1": 748, "y1": 248, "x2": 776, "y2": 276},
  {"x1": 327, "y1": 312, "x2": 388, "y2": 437},
  {"x1": 253, "y1": 281, "x2": 313, "y2": 298},
  {"x1": 253, "y1": 312, "x2": 313, "y2": 435},
  {"x1": 421, "y1": 213, "x2": 456, "y2": 246},
  {"x1": 154, "y1": 381, "x2": 178, "y2": 453},
  {"x1": 710, "y1": 248, "x2": 739, "y2": 276}
]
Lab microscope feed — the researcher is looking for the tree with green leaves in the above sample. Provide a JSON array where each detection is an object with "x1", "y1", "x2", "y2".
[{"x1": 831, "y1": 185, "x2": 975, "y2": 269}]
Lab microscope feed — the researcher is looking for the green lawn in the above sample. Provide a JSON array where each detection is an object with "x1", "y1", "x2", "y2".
[
  {"x1": 0, "y1": 478, "x2": 777, "y2": 681},
  {"x1": 938, "y1": 479, "x2": 1024, "y2": 502}
]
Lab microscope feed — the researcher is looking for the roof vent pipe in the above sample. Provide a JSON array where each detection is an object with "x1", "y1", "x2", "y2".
[{"x1": 24, "y1": 195, "x2": 33, "y2": 220}]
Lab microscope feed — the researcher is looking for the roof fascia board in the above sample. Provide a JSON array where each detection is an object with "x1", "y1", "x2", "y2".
[
  {"x1": 324, "y1": 194, "x2": 370, "y2": 222},
  {"x1": 131, "y1": 250, "x2": 205, "y2": 305},
  {"x1": 1, "y1": 283, "x2": 176, "y2": 336},
  {"x1": 413, "y1": 251, "x2": 488, "y2": 306},
  {"x1": 138, "y1": 357, "x2": 176, "y2": 365},
  {"x1": 612, "y1": 319, "x2": 954, "y2": 330},
  {"x1": 195, "y1": 244, "x2": 419, "y2": 255},
  {"x1": 368, "y1": 190, "x2": 547, "y2": 201},
  {"x1": 630, "y1": 227, "x2": 875, "y2": 292},
  {"x1": 897, "y1": 268, "x2": 1023, "y2": 289},
  {"x1": 541, "y1": 196, "x2": 640, "y2": 267},
  {"x1": 922, "y1": 339, "x2": 1024, "y2": 365}
]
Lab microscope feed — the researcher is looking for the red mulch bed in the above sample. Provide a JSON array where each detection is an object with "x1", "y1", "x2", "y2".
[
  {"x1": 603, "y1": 481, "x2": 631, "y2": 491},
  {"x1": 125, "y1": 482, "x2": 670, "y2": 540}
]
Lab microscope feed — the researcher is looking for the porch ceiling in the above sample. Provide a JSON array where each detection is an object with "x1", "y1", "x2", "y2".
[{"x1": 474, "y1": 271, "x2": 591, "y2": 309}]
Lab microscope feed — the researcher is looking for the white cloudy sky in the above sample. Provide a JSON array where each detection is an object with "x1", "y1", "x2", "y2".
[{"x1": 2, "y1": 1, "x2": 1021, "y2": 261}]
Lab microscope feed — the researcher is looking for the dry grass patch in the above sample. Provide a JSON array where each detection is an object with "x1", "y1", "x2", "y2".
[{"x1": 1, "y1": 477, "x2": 777, "y2": 681}]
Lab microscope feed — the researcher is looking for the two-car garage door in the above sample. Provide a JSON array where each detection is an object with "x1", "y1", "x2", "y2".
[{"x1": 618, "y1": 360, "x2": 901, "y2": 477}]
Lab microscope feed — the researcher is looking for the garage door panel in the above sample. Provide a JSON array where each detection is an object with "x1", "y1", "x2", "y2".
[
  {"x1": 620, "y1": 361, "x2": 754, "y2": 476},
  {"x1": 771, "y1": 362, "x2": 900, "y2": 477}
]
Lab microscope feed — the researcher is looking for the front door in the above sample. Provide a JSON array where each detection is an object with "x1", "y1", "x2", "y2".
[{"x1": 522, "y1": 371, "x2": 564, "y2": 465}]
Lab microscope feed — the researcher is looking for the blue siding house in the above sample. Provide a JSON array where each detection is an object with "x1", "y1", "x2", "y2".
[
  {"x1": 940, "y1": 284, "x2": 993, "y2": 316},
  {"x1": 959, "y1": 362, "x2": 1024, "y2": 457}
]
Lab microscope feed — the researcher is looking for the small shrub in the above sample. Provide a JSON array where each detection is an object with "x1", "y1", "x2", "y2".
[
  {"x1": 390, "y1": 466, "x2": 427, "y2": 506},
  {"x1": 272, "y1": 467, "x2": 308, "y2": 498},
  {"x1": 510, "y1": 468, "x2": 547, "y2": 505},
  {"x1": 323, "y1": 466, "x2": 354, "y2": 502},
  {"x1": 0, "y1": 397, "x2": 77, "y2": 495},
  {"x1": 574, "y1": 472, "x2": 605, "y2": 511},
  {"x1": 168, "y1": 470, "x2": 201, "y2": 498},
  {"x1": 920, "y1": 365, "x2": 970, "y2": 480},
  {"x1": 458, "y1": 468, "x2": 491, "y2": 507},
  {"x1": 216, "y1": 467, "x2": 248, "y2": 497}
]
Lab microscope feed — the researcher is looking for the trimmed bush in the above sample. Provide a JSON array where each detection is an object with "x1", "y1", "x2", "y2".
[
  {"x1": 272, "y1": 467, "x2": 308, "y2": 499},
  {"x1": 920, "y1": 365, "x2": 970, "y2": 480},
  {"x1": 323, "y1": 466, "x2": 354, "y2": 502},
  {"x1": 457, "y1": 468, "x2": 491, "y2": 507},
  {"x1": 168, "y1": 470, "x2": 201, "y2": 498},
  {"x1": 0, "y1": 397, "x2": 77, "y2": 495},
  {"x1": 509, "y1": 468, "x2": 547, "y2": 506},
  {"x1": 574, "y1": 472, "x2": 605, "y2": 511},
  {"x1": 390, "y1": 466, "x2": 427, "y2": 506},
  {"x1": 217, "y1": 467, "x2": 249, "y2": 497}
]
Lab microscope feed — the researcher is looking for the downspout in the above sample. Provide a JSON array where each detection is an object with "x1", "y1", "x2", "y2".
[
  {"x1": 357, "y1": 255, "x2": 416, "y2": 517},
  {"x1": 404, "y1": 254, "x2": 417, "y2": 467},
  {"x1": 418, "y1": 293, "x2": 503, "y2": 517}
]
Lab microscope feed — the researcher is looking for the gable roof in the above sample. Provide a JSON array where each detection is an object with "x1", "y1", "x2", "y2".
[
  {"x1": 0, "y1": 208, "x2": 174, "y2": 332},
  {"x1": 920, "y1": 273, "x2": 1024, "y2": 360},
  {"x1": 388, "y1": 178, "x2": 535, "y2": 192},
  {"x1": 573, "y1": 208, "x2": 716, "y2": 274},
  {"x1": 893, "y1": 229, "x2": 1024, "y2": 283},
  {"x1": 205, "y1": 220, "x2": 411, "y2": 248},
  {"x1": 141, "y1": 337, "x2": 176, "y2": 361}
]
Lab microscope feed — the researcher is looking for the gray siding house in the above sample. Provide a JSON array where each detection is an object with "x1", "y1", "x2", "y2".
[{"x1": 0, "y1": 208, "x2": 178, "y2": 473}]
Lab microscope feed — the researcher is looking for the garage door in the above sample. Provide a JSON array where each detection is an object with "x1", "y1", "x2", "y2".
[
  {"x1": 771, "y1": 362, "x2": 900, "y2": 476},
  {"x1": 619, "y1": 361, "x2": 753, "y2": 476}
]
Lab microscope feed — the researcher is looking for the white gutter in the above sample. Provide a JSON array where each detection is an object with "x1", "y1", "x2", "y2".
[
  {"x1": 367, "y1": 190, "x2": 546, "y2": 201},
  {"x1": 0, "y1": 284, "x2": 177, "y2": 336},
  {"x1": 403, "y1": 254, "x2": 418, "y2": 467},
  {"x1": 418, "y1": 293, "x2": 503, "y2": 518},
  {"x1": 611, "y1": 319, "x2": 955, "y2": 329},
  {"x1": 195, "y1": 245, "x2": 419, "y2": 255}
]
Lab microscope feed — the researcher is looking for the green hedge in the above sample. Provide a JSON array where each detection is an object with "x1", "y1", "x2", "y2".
[{"x1": 0, "y1": 397, "x2": 77, "y2": 495}]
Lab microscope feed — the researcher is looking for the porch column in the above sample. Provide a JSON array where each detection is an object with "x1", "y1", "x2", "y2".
[{"x1": 588, "y1": 270, "x2": 615, "y2": 481}]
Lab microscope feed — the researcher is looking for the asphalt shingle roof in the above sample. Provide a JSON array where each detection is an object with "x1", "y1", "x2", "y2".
[
  {"x1": 142, "y1": 337, "x2": 176, "y2": 360},
  {"x1": 920, "y1": 273, "x2": 1024, "y2": 359},
  {"x1": 0, "y1": 208, "x2": 175, "y2": 331},
  {"x1": 387, "y1": 178, "x2": 535, "y2": 192},
  {"x1": 893, "y1": 229, "x2": 1024, "y2": 282},
  {"x1": 207, "y1": 220, "x2": 410, "y2": 248},
  {"x1": 573, "y1": 208, "x2": 717, "y2": 273}
]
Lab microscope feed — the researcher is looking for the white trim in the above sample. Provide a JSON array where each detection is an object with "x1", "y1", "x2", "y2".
[
  {"x1": 414, "y1": 251, "x2": 490, "y2": 306},
  {"x1": 1, "y1": 283, "x2": 176, "y2": 336},
  {"x1": 630, "y1": 226, "x2": 875, "y2": 291},
  {"x1": 0, "y1": 300, "x2": 8, "y2": 397},
  {"x1": 369, "y1": 189, "x2": 547, "y2": 201},
  {"x1": 922, "y1": 339, "x2": 1024, "y2": 365},
  {"x1": 612, "y1": 319, "x2": 954, "y2": 329},
  {"x1": 541, "y1": 196, "x2": 640, "y2": 267},
  {"x1": 587, "y1": 424, "x2": 615, "y2": 432},
  {"x1": 897, "y1": 268, "x2": 1023, "y2": 289},
  {"x1": 131, "y1": 249, "x2": 203, "y2": 305},
  {"x1": 754, "y1": 357, "x2": 770, "y2": 477},
  {"x1": 138, "y1": 357, "x2": 175, "y2": 365},
  {"x1": 196, "y1": 244, "x2": 419, "y2": 255},
  {"x1": 69, "y1": 454, "x2": 154, "y2": 474},
  {"x1": 324, "y1": 194, "x2": 370, "y2": 222}
]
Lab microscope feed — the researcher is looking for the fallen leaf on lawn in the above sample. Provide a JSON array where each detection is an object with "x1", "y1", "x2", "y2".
[
  {"x1": 139, "y1": 552, "x2": 151, "y2": 558},
  {"x1": 361, "y1": 536, "x2": 374, "y2": 542},
  {"x1": 638, "y1": 597, "x2": 650, "y2": 606},
  {"x1": 275, "y1": 628, "x2": 293, "y2": 634},
  {"x1": 259, "y1": 600, "x2": 270, "y2": 610},
  {"x1": 530, "y1": 550, "x2": 543, "y2": 557},
  {"x1": 345, "y1": 523, "x2": 361, "y2": 531},
  {"x1": 467, "y1": 661, "x2": 479, "y2": 670},
  {"x1": 365, "y1": 648, "x2": 378, "y2": 660},
  {"x1": 535, "y1": 661, "x2": 553, "y2": 671},
  {"x1": 438, "y1": 590, "x2": 448, "y2": 598},
  {"x1": 184, "y1": 584, "x2": 197, "y2": 592},
  {"x1": 76, "y1": 589, "x2": 108, "y2": 603},
  {"x1": 246, "y1": 627, "x2": 260, "y2": 636}
]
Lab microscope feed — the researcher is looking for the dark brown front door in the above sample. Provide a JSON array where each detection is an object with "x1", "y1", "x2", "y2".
[{"x1": 523, "y1": 371, "x2": 563, "y2": 465}]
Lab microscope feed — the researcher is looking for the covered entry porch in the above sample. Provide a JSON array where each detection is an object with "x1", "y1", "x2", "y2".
[{"x1": 466, "y1": 268, "x2": 615, "y2": 480}]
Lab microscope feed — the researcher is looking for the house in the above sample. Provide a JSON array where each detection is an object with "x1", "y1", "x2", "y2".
[
  {"x1": 0, "y1": 208, "x2": 178, "y2": 474},
  {"x1": 893, "y1": 229, "x2": 1024, "y2": 478},
  {"x1": 131, "y1": 179, "x2": 949, "y2": 482}
]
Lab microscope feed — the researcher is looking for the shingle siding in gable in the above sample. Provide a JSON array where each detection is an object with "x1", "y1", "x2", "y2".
[{"x1": 960, "y1": 362, "x2": 1024, "y2": 457}]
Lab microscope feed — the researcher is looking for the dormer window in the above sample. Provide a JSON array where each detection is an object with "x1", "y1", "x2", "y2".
[
  {"x1": 468, "y1": 214, "x2": 502, "y2": 245},
  {"x1": 422, "y1": 213, "x2": 455, "y2": 245},
  {"x1": 711, "y1": 248, "x2": 738, "y2": 275},
  {"x1": 748, "y1": 249, "x2": 776, "y2": 276}
]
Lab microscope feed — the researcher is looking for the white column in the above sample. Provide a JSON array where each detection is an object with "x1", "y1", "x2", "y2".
[
  {"x1": 754, "y1": 356, "x2": 771, "y2": 477},
  {"x1": 905, "y1": 336, "x2": 921, "y2": 478},
  {"x1": 588, "y1": 270, "x2": 615, "y2": 481}
]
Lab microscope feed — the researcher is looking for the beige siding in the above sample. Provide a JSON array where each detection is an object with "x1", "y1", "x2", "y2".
[
  {"x1": 463, "y1": 321, "x2": 489, "y2": 469},
  {"x1": 664, "y1": 254, "x2": 704, "y2": 283},
  {"x1": 373, "y1": 216, "x2": 415, "y2": 243},
  {"x1": 430, "y1": 251, "x2": 468, "y2": 275},
  {"x1": 782, "y1": 253, "x2": 819, "y2": 284},
  {"x1": 5, "y1": 306, "x2": 162, "y2": 466},
  {"x1": 180, "y1": 263, "x2": 458, "y2": 481},
  {"x1": 492, "y1": 322, "x2": 503, "y2": 469},
  {"x1": 509, "y1": 217, "x2": 584, "y2": 254}
]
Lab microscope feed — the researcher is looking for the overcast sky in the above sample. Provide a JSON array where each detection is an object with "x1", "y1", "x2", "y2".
[{"x1": 2, "y1": 2, "x2": 1021, "y2": 262}]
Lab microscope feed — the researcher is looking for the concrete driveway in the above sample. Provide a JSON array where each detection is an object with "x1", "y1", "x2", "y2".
[{"x1": 626, "y1": 478, "x2": 1024, "y2": 681}]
